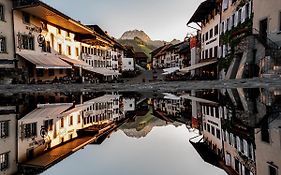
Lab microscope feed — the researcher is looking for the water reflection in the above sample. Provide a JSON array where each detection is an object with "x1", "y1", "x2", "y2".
[{"x1": 0, "y1": 89, "x2": 280, "y2": 175}]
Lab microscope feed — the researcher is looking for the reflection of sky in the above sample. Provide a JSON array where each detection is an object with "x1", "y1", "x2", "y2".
[{"x1": 42, "y1": 125, "x2": 226, "y2": 175}]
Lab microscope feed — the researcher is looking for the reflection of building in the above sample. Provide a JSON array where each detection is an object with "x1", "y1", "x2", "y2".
[
  {"x1": 202, "y1": 104, "x2": 223, "y2": 157},
  {"x1": 123, "y1": 98, "x2": 136, "y2": 113},
  {"x1": 154, "y1": 93, "x2": 187, "y2": 117},
  {"x1": 82, "y1": 94, "x2": 124, "y2": 127},
  {"x1": 255, "y1": 115, "x2": 281, "y2": 175},
  {"x1": 17, "y1": 103, "x2": 75, "y2": 162},
  {"x1": 0, "y1": 105, "x2": 17, "y2": 174}
]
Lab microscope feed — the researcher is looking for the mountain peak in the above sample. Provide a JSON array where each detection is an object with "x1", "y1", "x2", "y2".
[{"x1": 120, "y1": 30, "x2": 151, "y2": 42}]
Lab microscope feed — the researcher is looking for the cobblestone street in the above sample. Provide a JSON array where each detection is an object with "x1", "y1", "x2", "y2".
[{"x1": 1, "y1": 78, "x2": 280, "y2": 94}]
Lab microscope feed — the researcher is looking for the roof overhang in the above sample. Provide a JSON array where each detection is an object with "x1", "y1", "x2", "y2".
[
  {"x1": 187, "y1": 0, "x2": 217, "y2": 25},
  {"x1": 15, "y1": 1, "x2": 94, "y2": 35}
]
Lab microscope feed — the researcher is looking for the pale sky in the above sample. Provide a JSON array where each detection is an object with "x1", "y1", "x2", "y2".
[{"x1": 42, "y1": 0, "x2": 204, "y2": 41}]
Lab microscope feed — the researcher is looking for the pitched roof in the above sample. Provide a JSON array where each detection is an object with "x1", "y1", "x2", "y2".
[
  {"x1": 187, "y1": 0, "x2": 217, "y2": 25},
  {"x1": 153, "y1": 44, "x2": 173, "y2": 58},
  {"x1": 14, "y1": 0, "x2": 94, "y2": 35}
]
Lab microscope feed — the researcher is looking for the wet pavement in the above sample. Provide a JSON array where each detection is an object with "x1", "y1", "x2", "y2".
[
  {"x1": 0, "y1": 77, "x2": 280, "y2": 94},
  {"x1": 1, "y1": 87, "x2": 281, "y2": 175}
]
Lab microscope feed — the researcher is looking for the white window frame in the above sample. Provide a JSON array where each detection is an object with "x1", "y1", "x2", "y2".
[
  {"x1": 0, "y1": 152, "x2": 9, "y2": 171},
  {"x1": 0, "y1": 121, "x2": 9, "y2": 138}
]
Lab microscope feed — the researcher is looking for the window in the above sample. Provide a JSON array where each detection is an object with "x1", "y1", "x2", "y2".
[
  {"x1": 24, "y1": 123, "x2": 37, "y2": 138},
  {"x1": 36, "y1": 69, "x2": 44, "y2": 77},
  {"x1": 245, "y1": 3, "x2": 250, "y2": 19},
  {"x1": 0, "y1": 4, "x2": 4, "y2": 21},
  {"x1": 69, "y1": 116, "x2": 73, "y2": 126},
  {"x1": 48, "y1": 69, "x2": 54, "y2": 76},
  {"x1": 128, "y1": 61, "x2": 131, "y2": 65},
  {"x1": 214, "y1": 46, "x2": 218, "y2": 58},
  {"x1": 238, "y1": 9, "x2": 242, "y2": 24},
  {"x1": 0, "y1": 36, "x2": 6, "y2": 53},
  {"x1": 21, "y1": 35, "x2": 34, "y2": 50},
  {"x1": 222, "y1": 0, "x2": 229, "y2": 11},
  {"x1": 211, "y1": 126, "x2": 215, "y2": 135},
  {"x1": 207, "y1": 124, "x2": 210, "y2": 132},
  {"x1": 60, "y1": 118, "x2": 64, "y2": 128},
  {"x1": 205, "y1": 32, "x2": 209, "y2": 41},
  {"x1": 209, "y1": 48, "x2": 213, "y2": 58},
  {"x1": 226, "y1": 18, "x2": 230, "y2": 31},
  {"x1": 216, "y1": 129, "x2": 221, "y2": 139},
  {"x1": 235, "y1": 159, "x2": 239, "y2": 172},
  {"x1": 232, "y1": 14, "x2": 235, "y2": 28},
  {"x1": 214, "y1": 25, "x2": 218, "y2": 35},
  {"x1": 210, "y1": 29, "x2": 213, "y2": 38},
  {"x1": 269, "y1": 165, "x2": 278, "y2": 175},
  {"x1": 58, "y1": 44, "x2": 62, "y2": 55},
  {"x1": 22, "y1": 12, "x2": 30, "y2": 24},
  {"x1": 221, "y1": 21, "x2": 225, "y2": 34},
  {"x1": 44, "y1": 119, "x2": 53, "y2": 131},
  {"x1": 67, "y1": 46, "x2": 71, "y2": 56},
  {"x1": 57, "y1": 28, "x2": 61, "y2": 34},
  {"x1": 76, "y1": 48, "x2": 79, "y2": 56},
  {"x1": 0, "y1": 121, "x2": 8, "y2": 138},
  {"x1": 66, "y1": 31, "x2": 70, "y2": 37},
  {"x1": 78, "y1": 115, "x2": 81, "y2": 124},
  {"x1": 0, "y1": 152, "x2": 8, "y2": 171},
  {"x1": 42, "y1": 41, "x2": 51, "y2": 53}
]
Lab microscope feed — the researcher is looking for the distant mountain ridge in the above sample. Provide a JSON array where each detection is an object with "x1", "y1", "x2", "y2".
[{"x1": 119, "y1": 30, "x2": 181, "y2": 48}]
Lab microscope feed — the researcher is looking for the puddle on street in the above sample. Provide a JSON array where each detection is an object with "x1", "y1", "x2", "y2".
[{"x1": 0, "y1": 88, "x2": 280, "y2": 175}]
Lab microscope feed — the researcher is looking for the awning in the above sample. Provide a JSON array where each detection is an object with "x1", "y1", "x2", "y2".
[
  {"x1": 59, "y1": 55, "x2": 89, "y2": 68},
  {"x1": 21, "y1": 103, "x2": 73, "y2": 122},
  {"x1": 18, "y1": 53, "x2": 72, "y2": 69},
  {"x1": 163, "y1": 93, "x2": 181, "y2": 100},
  {"x1": 162, "y1": 67, "x2": 180, "y2": 75},
  {"x1": 180, "y1": 95, "x2": 218, "y2": 105},
  {"x1": 180, "y1": 60, "x2": 217, "y2": 73},
  {"x1": 83, "y1": 67, "x2": 121, "y2": 76}
]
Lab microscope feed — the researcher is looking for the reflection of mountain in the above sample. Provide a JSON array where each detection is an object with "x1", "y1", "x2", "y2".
[{"x1": 120, "y1": 107, "x2": 181, "y2": 138}]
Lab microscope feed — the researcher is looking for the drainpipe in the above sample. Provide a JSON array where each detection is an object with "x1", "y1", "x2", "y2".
[{"x1": 11, "y1": 8, "x2": 17, "y2": 69}]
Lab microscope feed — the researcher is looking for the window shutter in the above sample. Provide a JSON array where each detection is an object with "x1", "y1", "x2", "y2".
[
  {"x1": 224, "y1": 20, "x2": 227, "y2": 33},
  {"x1": 230, "y1": 133, "x2": 234, "y2": 146},
  {"x1": 237, "y1": 137, "x2": 241, "y2": 151},
  {"x1": 220, "y1": 22, "x2": 223, "y2": 34},
  {"x1": 241, "y1": 5, "x2": 246, "y2": 23},
  {"x1": 225, "y1": 131, "x2": 229, "y2": 143},
  {"x1": 243, "y1": 139, "x2": 249, "y2": 157},
  {"x1": 249, "y1": 1, "x2": 252, "y2": 18},
  {"x1": 234, "y1": 11, "x2": 238, "y2": 27},
  {"x1": 229, "y1": 17, "x2": 233, "y2": 30},
  {"x1": 222, "y1": 45, "x2": 226, "y2": 58}
]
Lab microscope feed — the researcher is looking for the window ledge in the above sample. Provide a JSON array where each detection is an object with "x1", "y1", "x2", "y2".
[{"x1": 277, "y1": 31, "x2": 281, "y2": 35}]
